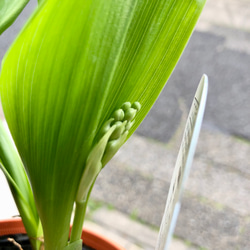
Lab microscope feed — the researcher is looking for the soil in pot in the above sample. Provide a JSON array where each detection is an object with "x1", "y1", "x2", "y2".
[{"x1": 0, "y1": 234, "x2": 95, "y2": 250}]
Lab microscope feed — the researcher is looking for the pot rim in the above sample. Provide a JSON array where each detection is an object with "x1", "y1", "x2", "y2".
[{"x1": 0, "y1": 218, "x2": 125, "y2": 250}]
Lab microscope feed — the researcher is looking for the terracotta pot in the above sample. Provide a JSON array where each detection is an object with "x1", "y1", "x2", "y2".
[{"x1": 0, "y1": 218, "x2": 125, "y2": 250}]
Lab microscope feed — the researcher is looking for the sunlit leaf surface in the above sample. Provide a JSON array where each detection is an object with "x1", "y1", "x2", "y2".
[{"x1": 0, "y1": 0, "x2": 206, "y2": 248}]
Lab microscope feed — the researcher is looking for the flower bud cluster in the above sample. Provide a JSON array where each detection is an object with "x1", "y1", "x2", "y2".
[
  {"x1": 98, "y1": 102, "x2": 141, "y2": 141},
  {"x1": 99, "y1": 101, "x2": 141, "y2": 166},
  {"x1": 76, "y1": 101, "x2": 141, "y2": 203}
]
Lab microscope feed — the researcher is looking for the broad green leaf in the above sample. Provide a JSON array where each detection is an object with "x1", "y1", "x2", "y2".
[
  {"x1": 0, "y1": 0, "x2": 206, "y2": 249},
  {"x1": 0, "y1": 0, "x2": 30, "y2": 34},
  {"x1": 0, "y1": 120, "x2": 42, "y2": 249}
]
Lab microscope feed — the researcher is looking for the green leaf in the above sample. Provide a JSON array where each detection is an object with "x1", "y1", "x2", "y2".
[
  {"x1": 0, "y1": 120, "x2": 42, "y2": 249},
  {"x1": 63, "y1": 240, "x2": 82, "y2": 250},
  {"x1": 0, "y1": 0, "x2": 30, "y2": 34},
  {"x1": 0, "y1": 0, "x2": 206, "y2": 248}
]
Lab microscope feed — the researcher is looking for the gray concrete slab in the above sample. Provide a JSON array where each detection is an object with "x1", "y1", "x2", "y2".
[
  {"x1": 91, "y1": 130, "x2": 250, "y2": 249},
  {"x1": 137, "y1": 27, "x2": 250, "y2": 142},
  {"x1": 176, "y1": 196, "x2": 242, "y2": 250}
]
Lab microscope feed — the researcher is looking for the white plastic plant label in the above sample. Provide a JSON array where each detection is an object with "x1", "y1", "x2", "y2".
[{"x1": 155, "y1": 75, "x2": 208, "y2": 250}]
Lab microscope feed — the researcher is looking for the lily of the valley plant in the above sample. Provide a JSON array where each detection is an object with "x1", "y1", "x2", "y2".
[{"x1": 0, "y1": 0, "x2": 206, "y2": 249}]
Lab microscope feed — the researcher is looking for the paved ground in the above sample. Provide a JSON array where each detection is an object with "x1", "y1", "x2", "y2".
[{"x1": 0, "y1": 0, "x2": 250, "y2": 249}]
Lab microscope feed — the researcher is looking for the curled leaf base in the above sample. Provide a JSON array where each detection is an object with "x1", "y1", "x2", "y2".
[{"x1": 63, "y1": 240, "x2": 82, "y2": 250}]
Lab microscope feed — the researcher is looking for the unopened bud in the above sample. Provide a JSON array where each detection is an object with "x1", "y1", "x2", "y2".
[
  {"x1": 121, "y1": 102, "x2": 131, "y2": 111},
  {"x1": 132, "y1": 101, "x2": 141, "y2": 111},
  {"x1": 98, "y1": 118, "x2": 114, "y2": 139},
  {"x1": 124, "y1": 108, "x2": 137, "y2": 121},
  {"x1": 109, "y1": 121, "x2": 126, "y2": 140},
  {"x1": 112, "y1": 109, "x2": 125, "y2": 121}
]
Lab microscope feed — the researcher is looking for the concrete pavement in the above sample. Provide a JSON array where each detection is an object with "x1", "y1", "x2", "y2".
[{"x1": 90, "y1": 129, "x2": 250, "y2": 249}]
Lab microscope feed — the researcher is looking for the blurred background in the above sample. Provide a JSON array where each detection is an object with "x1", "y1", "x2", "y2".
[{"x1": 0, "y1": 0, "x2": 250, "y2": 249}]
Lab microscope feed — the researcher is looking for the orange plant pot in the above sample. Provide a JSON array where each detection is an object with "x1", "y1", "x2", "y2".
[{"x1": 0, "y1": 218, "x2": 125, "y2": 250}]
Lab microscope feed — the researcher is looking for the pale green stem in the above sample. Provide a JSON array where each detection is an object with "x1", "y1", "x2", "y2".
[
  {"x1": 70, "y1": 201, "x2": 87, "y2": 243},
  {"x1": 70, "y1": 182, "x2": 94, "y2": 243}
]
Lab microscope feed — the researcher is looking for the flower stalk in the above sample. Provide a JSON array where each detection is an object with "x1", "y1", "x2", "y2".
[{"x1": 0, "y1": 0, "x2": 207, "y2": 249}]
